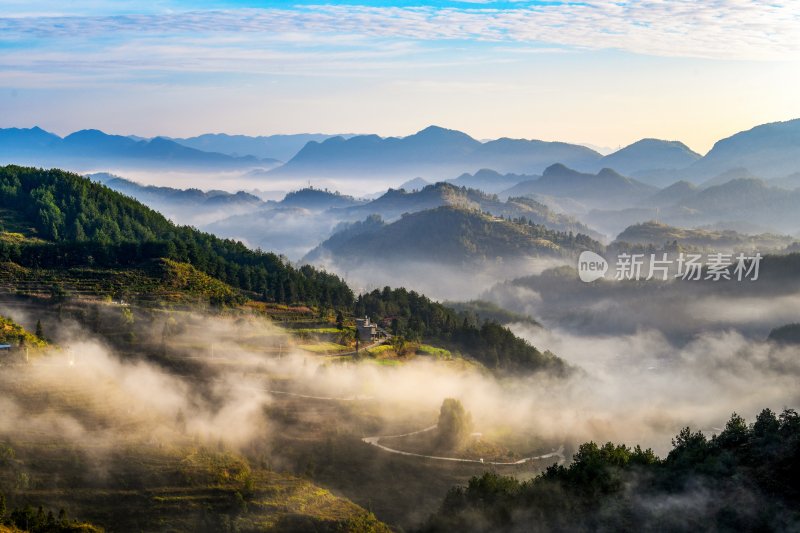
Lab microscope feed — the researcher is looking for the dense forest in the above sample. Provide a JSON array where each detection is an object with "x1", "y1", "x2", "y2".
[
  {"x1": 422, "y1": 409, "x2": 800, "y2": 532},
  {"x1": 0, "y1": 165, "x2": 353, "y2": 308},
  {"x1": 355, "y1": 287, "x2": 567, "y2": 374}
]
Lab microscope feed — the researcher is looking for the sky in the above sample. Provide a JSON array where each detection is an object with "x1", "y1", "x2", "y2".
[{"x1": 1, "y1": 1, "x2": 799, "y2": 153}]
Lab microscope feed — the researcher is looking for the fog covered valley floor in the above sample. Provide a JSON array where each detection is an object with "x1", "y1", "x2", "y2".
[
  {"x1": 0, "y1": 296, "x2": 571, "y2": 531},
  {"x1": 1, "y1": 283, "x2": 798, "y2": 532}
]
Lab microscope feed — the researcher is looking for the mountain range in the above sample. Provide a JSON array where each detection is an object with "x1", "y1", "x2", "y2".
[
  {"x1": 267, "y1": 126, "x2": 602, "y2": 180},
  {"x1": 2, "y1": 119, "x2": 799, "y2": 187},
  {"x1": 0, "y1": 127, "x2": 279, "y2": 171},
  {"x1": 264, "y1": 120, "x2": 800, "y2": 185}
]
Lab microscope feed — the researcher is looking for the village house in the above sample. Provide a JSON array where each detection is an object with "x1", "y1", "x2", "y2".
[{"x1": 355, "y1": 316, "x2": 377, "y2": 342}]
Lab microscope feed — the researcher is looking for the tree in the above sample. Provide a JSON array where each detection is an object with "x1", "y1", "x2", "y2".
[
  {"x1": 35, "y1": 319, "x2": 44, "y2": 340},
  {"x1": 436, "y1": 398, "x2": 473, "y2": 451}
]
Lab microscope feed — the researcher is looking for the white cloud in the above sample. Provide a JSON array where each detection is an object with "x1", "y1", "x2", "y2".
[{"x1": 0, "y1": 1, "x2": 798, "y2": 61}]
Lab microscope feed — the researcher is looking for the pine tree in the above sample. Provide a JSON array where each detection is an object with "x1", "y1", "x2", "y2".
[{"x1": 35, "y1": 319, "x2": 43, "y2": 340}]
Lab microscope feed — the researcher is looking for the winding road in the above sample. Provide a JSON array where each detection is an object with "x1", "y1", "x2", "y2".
[
  {"x1": 362, "y1": 425, "x2": 565, "y2": 465},
  {"x1": 264, "y1": 388, "x2": 373, "y2": 401}
]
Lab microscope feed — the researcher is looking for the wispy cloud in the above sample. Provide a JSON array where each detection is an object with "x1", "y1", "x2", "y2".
[
  {"x1": 1, "y1": 2, "x2": 798, "y2": 148},
  {"x1": 1, "y1": 2, "x2": 799, "y2": 61}
]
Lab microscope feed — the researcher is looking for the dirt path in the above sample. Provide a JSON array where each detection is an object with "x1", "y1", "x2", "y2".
[{"x1": 362, "y1": 425, "x2": 565, "y2": 465}]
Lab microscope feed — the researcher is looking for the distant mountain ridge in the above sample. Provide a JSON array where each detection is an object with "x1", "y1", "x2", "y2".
[
  {"x1": 89, "y1": 173, "x2": 264, "y2": 208},
  {"x1": 594, "y1": 138, "x2": 701, "y2": 186},
  {"x1": 500, "y1": 164, "x2": 657, "y2": 209},
  {"x1": 167, "y1": 132, "x2": 353, "y2": 162},
  {"x1": 585, "y1": 177, "x2": 800, "y2": 237},
  {"x1": 269, "y1": 125, "x2": 603, "y2": 179},
  {"x1": 448, "y1": 169, "x2": 536, "y2": 193},
  {"x1": 272, "y1": 119, "x2": 800, "y2": 185},
  {"x1": 0, "y1": 127, "x2": 280, "y2": 171},
  {"x1": 683, "y1": 118, "x2": 800, "y2": 181},
  {"x1": 3, "y1": 118, "x2": 799, "y2": 186}
]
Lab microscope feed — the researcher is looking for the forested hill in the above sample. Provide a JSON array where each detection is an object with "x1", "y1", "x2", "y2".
[
  {"x1": 305, "y1": 206, "x2": 602, "y2": 266},
  {"x1": 0, "y1": 165, "x2": 353, "y2": 307},
  {"x1": 356, "y1": 287, "x2": 567, "y2": 375},
  {"x1": 335, "y1": 182, "x2": 600, "y2": 238},
  {"x1": 0, "y1": 165, "x2": 569, "y2": 375}
]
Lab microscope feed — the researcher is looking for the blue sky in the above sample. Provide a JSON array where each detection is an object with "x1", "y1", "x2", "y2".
[{"x1": 1, "y1": 1, "x2": 799, "y2": 152}]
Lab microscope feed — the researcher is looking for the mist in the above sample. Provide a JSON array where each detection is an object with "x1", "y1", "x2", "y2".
[
  {"x1": 91, "y1": 167, "x2": 403, "y2": 200},
  {"x1": 2, "y1": 282, "x2": 798, "y2": 530},
  {"x1": 307, "y1": 255, "x2": 572, "y2": 301}
]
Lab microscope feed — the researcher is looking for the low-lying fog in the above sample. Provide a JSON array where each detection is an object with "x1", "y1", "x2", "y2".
[
  {"x1": 315, "y1": 256, "x2": 571, "y2": 301},
  {"x1": 84, "y1": 167, "x2": 397, "y2": 200},
  {"x1": 2, "y1": 295, "x2": 797, "y2": 464}
]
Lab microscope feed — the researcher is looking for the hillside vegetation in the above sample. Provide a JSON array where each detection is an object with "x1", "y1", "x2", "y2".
[
  {"x1": 307, "y1": 206, "x2": 601, "y2": 266},
  {"x1": 0, "y1": 315, "x2": 46, "y2": 347},
  {"x1": 0, "y1": 165, "x2": 352, "y2": 308},
  {"x1": 355, "y1": 287, "x2": 567, "y2": 374},
  {"x1": 614, "y1": 220, "x2": 796, "y2": 252},
  {"x1": 0, "y1": 166, "x2": 564, "y2": 375},
  {"x1": 423, "y1": 409, "x2": 800, "y2": 532}
]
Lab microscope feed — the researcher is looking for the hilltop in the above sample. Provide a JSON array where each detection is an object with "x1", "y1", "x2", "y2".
[
  {"x1": 278, "y1": 187, "x2": 364, "y2": 210},
  {"x1": 500, "y1": 164, "x2": 657, "y2": 210},
  {"x1": 613, "y1": 221, "x2": 796, "y2": 252},
  {"x1": 448, "y1": 169, "x2": 536, "y2": 194},
  {"x1": 334, "y1": 182, "x2": 600, "y2": 238},
  {"x1": 595, "y1": 138, "x2": 701, "y2": 185},
  {"x1": 305, "y1": 206, "x2": 601, "y2": 266}
]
